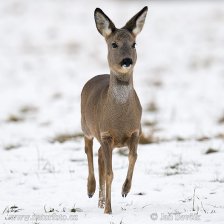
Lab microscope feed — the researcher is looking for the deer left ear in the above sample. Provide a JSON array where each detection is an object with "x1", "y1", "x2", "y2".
[
  {"x1": 94, "y1": 8, "x2": 116, "y2": 38},
  {"x1": 123, "y1": 6, "x2": 148, "y2": 36}
]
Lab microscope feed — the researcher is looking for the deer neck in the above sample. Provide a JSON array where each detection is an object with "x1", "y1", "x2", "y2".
[{"x1": 108, "y1": 70, "x2": 134, "y2": 104}]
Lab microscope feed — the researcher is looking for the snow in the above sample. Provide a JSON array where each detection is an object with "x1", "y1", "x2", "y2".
[{"x1": 1, "y1": 0, "x2": 224, "y2": 223}]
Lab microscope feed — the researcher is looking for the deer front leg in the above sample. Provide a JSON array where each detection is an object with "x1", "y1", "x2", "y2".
[
  {"x1": 122, "y1": 131, "x2": 139, "y2": 197},
  {"x1": 84, "y1": 136, "x2": 96, "y2": 198},
  {"x1": 98, "y1": 147, "x2": 105, "y2": 208},
  {"x1": 101, "y1": 133, "x2": 113, "y2": 214}
]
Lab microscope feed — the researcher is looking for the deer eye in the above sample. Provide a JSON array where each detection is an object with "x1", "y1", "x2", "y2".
[
  {"x1": 132, "y1": 43, "x2": 136, "y2": 48},
  {"x1": 112, "y1": 42, "x2": 118, "y2": 48}
]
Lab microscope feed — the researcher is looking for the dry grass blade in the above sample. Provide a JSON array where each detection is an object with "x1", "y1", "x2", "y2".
[
  {"x1": 143, "y1": 120, "x2": 157, "y2": 127},
  {"x1": 4, "y1": 144, "x2": 21, "y2": 150},
  {"x1": 6, "y1": 115, "x2": 24, "y2": 123},
  {"x1": 205, "y1": 148, "x2": 219, "y2": 154},
  {"x1": 20, "y1": 105, "x2": 38, "y2": 114},
  {"x1": 51, "y1": 133, "x2": 83, "y2": 143},
  {"x1": 196, "y1": 136, "x2": 210, "y2": 142},
  {"x1": 147, "y1": 102, "x2": 158, "y2": 113},
  {"x1": 212, "y1": 177, "x2": 224, "y2": 183},
  {"x1": 218, "y1": 115, "x2": 224, "y2": 124}
]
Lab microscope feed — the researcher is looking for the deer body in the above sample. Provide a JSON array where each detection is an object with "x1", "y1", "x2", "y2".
[
  {"x1": 81, "y1": 7, "x2": 148, "y2": 214},
  {"x1": 82, "y1": 74, "x2": 142, "y2": 146}
]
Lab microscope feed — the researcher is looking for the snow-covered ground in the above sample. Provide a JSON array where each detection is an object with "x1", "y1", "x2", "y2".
[{"x1": 1, "y1": 0, "x2": 224, "y2": 223}]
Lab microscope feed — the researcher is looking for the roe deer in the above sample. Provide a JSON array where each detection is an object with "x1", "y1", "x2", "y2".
[{"x1": 81, "y1": 6, "x2": 148, "y2": 214}]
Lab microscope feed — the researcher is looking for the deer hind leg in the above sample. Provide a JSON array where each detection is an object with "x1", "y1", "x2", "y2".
[
  {"x1": 122, "y1": 132, "x2": 139, "y2": 197},
  {"x1": 101, "y1": 133, "x2": 113, "y2": 214},
  {"x1": 98, "y1": 147, "x2": 105, "y2": 208},
  {"x1": 84, "y1": 136, "x2": 96, "y2": 198}
]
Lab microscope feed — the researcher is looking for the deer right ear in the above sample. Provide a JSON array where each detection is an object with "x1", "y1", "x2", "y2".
[
  {"x1": 94, "y1": 8, "x2": 116, "y2": 38},
  {"x1": 123, "y1": 6, "x2": 148, "y2": 37}
]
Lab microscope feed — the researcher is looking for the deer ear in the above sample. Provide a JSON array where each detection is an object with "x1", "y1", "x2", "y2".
[
  {"x1": 94, "y1": 8, "x2": 116, "y2": 38},
  {"x1": 123, "y1": 6, "x2": 148, "y2": 36}
]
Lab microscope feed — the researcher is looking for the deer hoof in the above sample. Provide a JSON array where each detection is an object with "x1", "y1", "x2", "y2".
[
  {"x1": 87, "y1": 176, "x2": 96, "y2": 198},
  {"x1": 88, "y1": 193, "x2": 94, "y2": 198},
  {"x1": 104, "y1": 207, "x2": 112, "y2": 214},
  {"x1": 122, "y1": 179, "x2": 131, "y2": 197},
  {"x1": 122, "y1": 193, "x2": 127, "y2": 198}
]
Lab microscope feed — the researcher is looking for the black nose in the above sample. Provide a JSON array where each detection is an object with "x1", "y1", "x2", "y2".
[{"x1": 121, "y1": 58, "x2": 133, "y2": 67}]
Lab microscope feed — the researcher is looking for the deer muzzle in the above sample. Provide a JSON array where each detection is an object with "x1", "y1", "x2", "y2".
[{"x1": 120, "y1": 58, "x2": 133, "y2": 68}]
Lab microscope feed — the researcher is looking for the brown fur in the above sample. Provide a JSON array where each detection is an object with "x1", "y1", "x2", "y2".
[{"x1": 81, "y1": 6, "x2": 148, "y2": 214}]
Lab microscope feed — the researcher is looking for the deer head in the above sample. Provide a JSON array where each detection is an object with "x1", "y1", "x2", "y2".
[{"x1": 94, "y1": 7, "x2": 148, "y2": 82}]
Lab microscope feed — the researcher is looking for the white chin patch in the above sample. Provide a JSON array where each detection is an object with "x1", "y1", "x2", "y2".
[{"x1": 122, "y1": 64, "x2": 132, "y2": 69}]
